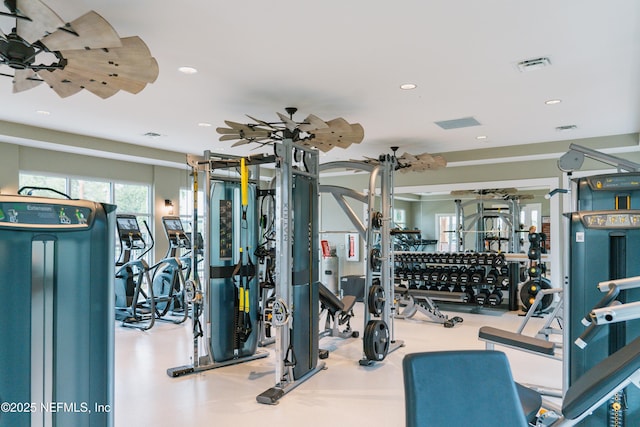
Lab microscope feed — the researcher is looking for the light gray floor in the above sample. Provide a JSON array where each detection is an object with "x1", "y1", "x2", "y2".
[{"x1": 114, "y1": 303, "x2": 562, "y2": 426}]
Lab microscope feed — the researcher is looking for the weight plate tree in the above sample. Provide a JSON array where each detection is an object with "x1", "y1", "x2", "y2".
[
  {"x1": 319, "y1": 156, "x2": 404, "y2": 366},
  {"x1": 568, "y1": 172, "x2": 640, "y2": 426},
  {"x1": 0, "y1": 194, "x2": 115, "y2": 427}
]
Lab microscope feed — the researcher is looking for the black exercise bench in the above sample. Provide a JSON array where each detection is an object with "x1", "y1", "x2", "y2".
[{"x1": 319, "y1": 283, "x2": 358, "y2": 339}]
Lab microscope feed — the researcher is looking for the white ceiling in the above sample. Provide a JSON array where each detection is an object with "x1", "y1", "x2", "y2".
[{"x1": 1, "y1": 0, "x2": 639, "y2": 163}]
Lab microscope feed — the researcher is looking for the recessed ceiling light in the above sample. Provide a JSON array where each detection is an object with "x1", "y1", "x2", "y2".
[
  {"x1": 545, "y1": 99, "x2": 562, "y2": 105},
  {"x1": 400, "y1": 83, "x2": 417, "y2": 90},
  {"x1": 36, "y1": 110, "x2": 50, "y2": 115},
  {"x1": 476, "y1": 135, "x2": 487, "y2": 140},
  {"x1": 198, "y1": 122, "x2": 212, "y2": 127},
  {"x1": 556, "y1": 125, "x2": 577, "y2": 132},
  {"x1": 178, "y1": 66, "x2": 198, "y2": 74}
]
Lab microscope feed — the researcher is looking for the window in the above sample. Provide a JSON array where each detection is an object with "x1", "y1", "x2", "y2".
[
  {"x1": 18, "y1": 173, "x2": 67, "y2": 196},
  {"x1": 393, "y1": 208, "x2": 406, "y2": 228},
  {"x1": 19, "y1": 172, "x2": 152, "y2": 262},
  {"x1": 436, "y1": 213, "x2": 457, "y2": 252},
  {"x1": 179, "y1": 188, "x2": 204, "y2": 233}
]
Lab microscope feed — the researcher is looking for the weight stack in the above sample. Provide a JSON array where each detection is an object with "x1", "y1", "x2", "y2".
[
  {"x1": 0, "y1": 195, "x2": 115, "y2": 427},
  {"x1": 569, "y1": 173, "x2": 640, "y2": 426}
]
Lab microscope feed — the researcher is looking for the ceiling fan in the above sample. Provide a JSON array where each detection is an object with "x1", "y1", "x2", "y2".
[
  {"x1": 357, "y1": 146, "x2": 447, "y2": 172},
  {"x1": 395, "y1": 151, "x2": 447, "y2": 173},
  {"x1": 450, "y1": 188, "x2": 534, "y2": 200},
  {"x1": 0, "y1": 0, "x2": 158, "y2": 98},
  {"x1": 216, "y1": 107, "x2": 365, "y2": 152}
]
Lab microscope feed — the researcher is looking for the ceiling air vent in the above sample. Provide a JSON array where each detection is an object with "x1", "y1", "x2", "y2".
[
  {"x1": 434, "y1": 116, "x2": 481, "y2": 130},
  {"x1": 517, "y1": 57, "x2": 551, "y2": 72},
  {"x1": 556, "y1": 125, "x2": 577, "y2": 132}
]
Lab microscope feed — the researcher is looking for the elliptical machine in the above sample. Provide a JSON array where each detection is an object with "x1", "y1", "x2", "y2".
[
  {"x1": 151, "y1": 216, "x2": 200, "y2": 322},
  {"x1": 114, "y1": 214, "x2": 157, "y2": 330}
]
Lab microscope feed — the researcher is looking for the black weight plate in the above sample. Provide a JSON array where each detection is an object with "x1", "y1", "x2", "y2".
[
  {"x1": 363, "y1": 320, "x2": 390, "y2": 361},
  {"x1": 369, "y1": 248, "x2": 381, "y2": 271},
  {"x1": 368, "y1": 283, "x2": 385, "y2": 315},
  {"x1": 519, "y1": 277, "x2": 553, "y2": 311}
]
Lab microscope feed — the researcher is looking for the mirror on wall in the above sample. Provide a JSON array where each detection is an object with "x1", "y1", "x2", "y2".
[{"x1": 392, "y1": 185, "x2": 551, "y2": 255}]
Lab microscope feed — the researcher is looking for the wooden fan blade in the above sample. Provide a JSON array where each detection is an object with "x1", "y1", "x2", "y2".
[
  {"x1": 303, "y1": 139, "x2": 337, "y2": 153},
  {"x1": 15, "y1": 0, "x2": 65, "y2": 44},
  {"x1": 312, "y1": 123, "x2": 364, "y2": 149},
  {"x1": 221, "y1": 121, "x2": 271, "y2": 138},
  {"x1": 40, "y1": 11, "x2": 122, "y2": 51},
  {"x1": 298, "y1": 114, "x2": 328, "y2": 132},
  {"x1": 433, "y1": 155, "x2": 447, "y2": 168},
  {"x1": 61, "y1": 37, "x2": 158, "y2": 84},
  {"x1": 13, "y1": 69, "x2": 42, "y2": 92},
  {"x1": 219, "y1": 134, "x2": 241, "y2": 142},
  {"x1": 63, "y1": 64, "x2": 146, "y2": 94},
  {"x1": 224, "y1": 121, "x2": 250, "y2": 130},
  {"x1": 276, "y1": 112, "x2": 298, "y2": 132},
  {"x1": 41, "y1": 67, "x2": 120, "y2": 98},
  {"x1": 216, "y1": 127, "x2": 239, "y2": 135},
  {"x1": 231, "y1": 139, "x2": 252, "y2": 147},
  {"x1": 246, "y1": 115, "x2": 275, "y2": 128},
  {"x1": 38, "y1": 69, "x2": 83, "y2": 98},
  {"x1": 312, "y1": 117, "x2": 351, "y2": 134}
]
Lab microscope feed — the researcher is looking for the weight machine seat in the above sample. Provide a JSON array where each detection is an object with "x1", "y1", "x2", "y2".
[
  {"x1": 319, "y1": 282, "x2": 356, "y2": 314},
  {"x1": 562, "y1": 334, "x2": 640, "y2": 420},
  {"x1": 403, "y1": 350, "x2": 530, "y2": 427},
  {"x1": 478, "y1": 326, "x2": 555, "y2": 355}
]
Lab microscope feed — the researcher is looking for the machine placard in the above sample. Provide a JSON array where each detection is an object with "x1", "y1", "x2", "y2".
[
  {"x1": 585, "y1": 173, "x2": 640, "y2": 191},
  {"x1": 219, "y1": 199, "x2": 233, "y2": 259},
  {"x1": 576, "y1": 210, "x2": 640, "y2": 229},
  {"x1": 0, "y1": 201, "x2": 92, "y2": 227}
]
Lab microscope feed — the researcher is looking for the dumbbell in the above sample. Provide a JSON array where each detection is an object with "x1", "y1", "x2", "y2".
[
  {"x1": 499, "y1": 266, "x2": 510, "y2": 288},
  {"x1": 470, "y1": 268, "x2": 485, "y2": 285},
  {"x1": 462, "y1": 286, "x2": 476, "y2": 303},
  {"x1": 448, "y1": 269, "x2": 460, "y2": 285},
  {"x1": 488, "y1": 289, "x2": 504, "y2": 306},
  {"x1": 493, "y1": 253, "x2": 506, "y2": 267},
  {"x1": 476, "y1": 288, "x2": 491, "y2": 305},
  {"x1": 458, "y1": 270, "x2": 470, "y2": 285},
  {"x1": 486, "y1": 253, "x2": 496, "y2": 266},
  {"x1": 485, "y1": 268, "x2": 499, "y2": 286}
]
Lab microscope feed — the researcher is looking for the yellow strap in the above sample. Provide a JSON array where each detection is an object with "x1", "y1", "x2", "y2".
[
  {"x1": 238, "y1": 287, "x2": 245, "y2": 311},
  {"x1": 240, "y1": 157, "x2": 248, "y2": 206}
]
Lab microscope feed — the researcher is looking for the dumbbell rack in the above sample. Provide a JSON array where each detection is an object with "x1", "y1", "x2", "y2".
[{"x1": 394, "y1": 252, "x2": 520, "y2": 311}]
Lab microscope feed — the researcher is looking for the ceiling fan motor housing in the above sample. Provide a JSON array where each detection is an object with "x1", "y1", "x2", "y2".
[{"x1": 0, "y1": 31, "x2": 36, "y2": 69}]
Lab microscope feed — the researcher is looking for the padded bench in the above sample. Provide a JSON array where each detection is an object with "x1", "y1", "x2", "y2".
[
  {"x1": 479, "y1": 325, "x2": 556, "y2": 357},
  {"x1": 319, "y1": 283, "x2": 356, "y2": 315}
]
